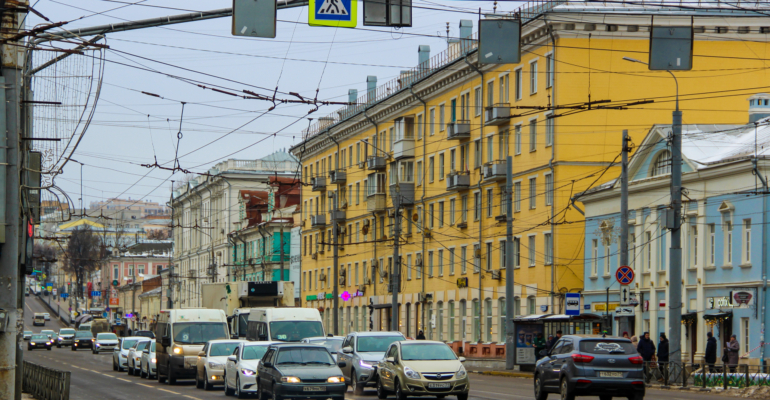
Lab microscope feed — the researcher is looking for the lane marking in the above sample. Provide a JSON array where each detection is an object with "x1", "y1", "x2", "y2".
[
  {"x1": 137, "y1": 384, "x2": 154, "y2": 388},
  {"x1": 157, "y1": 389, "x2": 180, "y2": 394},
  {"x1": 472, "y1": 390, "x2": 530, "y2": 399},
  {"x1": 117, "y1": 378, "x2": 131, "y2": 382},
  {"x1": 183, "y1": 396, "x2": 201, "y2": 400}
]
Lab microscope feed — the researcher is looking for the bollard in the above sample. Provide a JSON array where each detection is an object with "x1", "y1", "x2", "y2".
[
  {"x1": 745, "y1": 364, "x2": 750, "y2": 388},
  {"x1": 723, "y1": 362, "x2": 728, "y2": 389}
]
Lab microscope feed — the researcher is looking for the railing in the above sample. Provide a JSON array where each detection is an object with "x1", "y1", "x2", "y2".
[
  {"x1": 37, "y1": 294, "x2": 71, "y2": 326},
  {"x1": 23, "y1": 361, "x2": 71, "y2": 400},
  {"x1": 643, "y1": 361, "x2": 770, "y2": 388}
]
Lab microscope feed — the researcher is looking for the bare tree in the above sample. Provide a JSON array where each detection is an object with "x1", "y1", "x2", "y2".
[
  {"x1": 146, "y1": 229, "x2": 170, "y2": 240},
  {"x1": 64, "y1": 225, "x2": 103, "y2": 300}
]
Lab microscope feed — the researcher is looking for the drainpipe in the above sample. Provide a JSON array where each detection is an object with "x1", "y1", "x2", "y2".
[
  {"x1": 409, "y1": 83, "x2": 428, "y2": 334},
  {"x1": 546, "y1": 17, "x2": 558, "y2": 313},
  {"x1": 372, "y1": 212, "x2": 378, "y2": 298},
  {"x1": 202, "y1": 185, "x2": 216, "y2": 283},
  {"x1": 227, "y1": 234, "x2": 236, "y2": 282}
]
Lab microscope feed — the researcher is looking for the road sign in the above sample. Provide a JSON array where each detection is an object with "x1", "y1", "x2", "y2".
[
  {"x1": 309, "y1": 0, "x2": 357, "y2": 28},
  {"x1": 615, "y1": 266, "x2": 634, "y2": 285},
  {"x1": 615, "y1": 306, "x2": 635, "y2": 316},
  {"x1": 46, "y1": 282, "x2": 52, "y2": 288},
  {"x1": 109, "y1": 297, "x2": 119, "y2": 306},
  {"x1": 91, "y1": 291, "x2": 101, "y2": 297},
  {"x1": 620, "y1": 286, "x2": 632, "y2": 306},
  {"x1": 456, "y1": 277, "x2": 468, "y2": 288},
  {"x1": 61, "y1": 293, "x2": 68, "y2": 299},
  {"x1": 102, "y1": 312, "x2": 108, "y2": 318},
  {"x1": 565, "y1": 293, "x2": 581, "y2": 316},
  {"x1": 232, "y1": 0, "x2": 276, "y2": 38},
  {"x1": 52, "y1": 289, "x2": 57, "y2": 296}
]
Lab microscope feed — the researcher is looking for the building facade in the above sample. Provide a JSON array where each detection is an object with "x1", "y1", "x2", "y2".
[{"x1": 291, "y1": 1, "x2": 770, "y2": 354}]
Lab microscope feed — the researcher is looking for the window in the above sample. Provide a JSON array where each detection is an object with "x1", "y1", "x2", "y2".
[
  {"x1": 474, "y1": 140, "x2": 481, "y2": 168},
  {"x1": 474, "y1": 192, "x2": 481, "y2": 221},
  {"x1": 603, "y1": 244, "x2": 611, "y2": 275},
  {"x1": 500, "y1": 186, "x2": 508, "y2": 215},
  {"x1": 459, "y1": 299, "x2": 467, "y2": 339},
  {"x1": 461, "y1": 246, "x2": 468, "y2": 274},
  {"x1": 514, "y1": 297, "x2": 520, "y2": 316},
  {"x1": 529, "y1": 60, "x2": 538, "y2": 94},
  {"x1": 741, "y1": 318, "x2": 750, "y2": 354},
  {"x1": 138, "y1": 264, "x2": 145, "y2": 275},
  {"x1": 486, "y1": 188, "x2": 493, "y2": 217},
  {"x1": 356, "y1": 222, "x2": 360, "y2": 242},
  {"x1": 528, "y1": 236, "x2": 536, "y2": 266},
  {"x1": 416, "y1": 206, "x2": 423, "y2": 230},
  {"x1": 645, "y1": 232, "x2": 652, "y2": 271},
  {"x1": 450, "y1": 199, "x2": 456, "y2": 225},
  {"x1": 544, "y1": 233, "x2": 553, "y2": 265},
  {"x1": 499, "y1": 298, "x2": 507, "y2": 342},
  {"x1": 439, "y1": 104, "x2": 445, "y2": 131},
  {"x1": 438, "y1": 250, "x2": 444, "y2": 276},
  {"x1": 460, "y1": 143, "x2": 469, "y2": 171},
  {"x1": 472, "y1": 299, "x2": 480, "y2": 342},
  {"x1": 485, "y1": 299, "x2": 493, "y2": 341},
  {"x1": 652, "y1": 150, "x2": 672, "y2": 176},
  {"x1": 461, "y1": 195, "x2": 468, "y2": 222},
  {"x1": 437, "y1": 302, "x2": 444, "y2": 341},
  {"x1": 709, "y1": 224, "x2": 716, "y2": 266},
  {"x1": 743, "y1": 219, "x2": 752, "y2": 264},
  {"x1": 474, "y1": 87, "x2": 482, "y2": 116},
  {"x1": 429, "y1": 108, "x2": 435, "y2": 136},
  {"x1": 527, "y1": 297, "x2": 536, "y2": 314},
  {"x1": 417, "y1": 114, "x2": 423, "y2": 140},
  {"x1": 497, "y1": 130, "x2": 509, "y2": 161},
  {"x1": 546, "y1": 53, "x2": 554, "y2": 88},
  {"x1": 529, "y1": 178, "x2": 537, "y2": 209},
  {"x1": 513, "y1": 237, "x2": 520, "y2": 268},
  {"x1": 355, "y1": 262, "x2": 359, "y2": 285},
  {"x1": 486, "y1": 242, "x2": 493, "y2": 271},
  {"x1": 356, "y1": 143, "x2": 361, "y2": 164},
  {"x1": 514, "y1": 68, "x2": 522, "y2": 100},
  {"x1": 724, "y1": 221, "x2": 733, "y2": 265},
  {"x1": 428, "y1": 251, "x2": 434, "y2": 277},
  {"x1": 514, "y1": 182, "x2": 521, "y2": 212},
  {"x1": 406, "y1": 255, "x2": 412, "y2": 280},
  {"x1": 545, "y1": 174, "x2": 553, "y2": 206},
  {"x1": 438, "y1": 201, "x2": 445, "y2": 227},
  {"x1": 690, "y1": 225, "x2": 699, "y2": 268},
  {"x1": 545, "y1": 114, "x2": 554, "y2": 146},
  {"x1": 449, "y1": 248, "x2": 455, "y2": 275},
  {"x1": 448, "y1": 301, "x2": 455, "y2": 342},
  {"x1": 439, "y1": 153, "x2": 445, "y2": 180},
  {"x1": 499, "y1": 74, "x2": 509, "y2": 103},
  {"x1": 529, "y1": 119, "x2": 537, "y2": 151},
  {"x1": 487, "y1": 80, "x2": 494, "y2": 109},
  {"x1": 450, "y1": 149, "x2": 456, "y2": 171},
  {"x1": 429, "y1": 204, "x2": 435, "y2": 229},
  {"x1": 461, "y1": 92, "x2": 470, "y2": 120},
  {"x1": 486, "y1": 136, "x2": 493, "y2": 163},
  {"x1": 428, "y1": 156, "x2": 435, "y2": 183},
  {"x1": 113, "y1": 265, "x2": 119, "y2": 280},
  {"x1": 416, "y1": 161, "x2": 423, "y2": 186},
  {"x1": 416, "y1": 254, "x2": 422, "y2": 279}
]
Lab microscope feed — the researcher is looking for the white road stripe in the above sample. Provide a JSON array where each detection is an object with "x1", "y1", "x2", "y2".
[
  {"x1": 157, "y1": 388, "x2": 180, "y2": 394},
  {"x1": 471, "y1": 390, "x2": 530, "y2": 399}
]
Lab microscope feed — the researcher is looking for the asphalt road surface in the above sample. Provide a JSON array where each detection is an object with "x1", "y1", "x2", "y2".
[{"x1": 23, "y1": 297, "x2": 733, "y2": 400}]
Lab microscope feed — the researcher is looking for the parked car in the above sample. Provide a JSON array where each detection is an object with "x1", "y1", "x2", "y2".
[
  {"x1": 338, "y1": 331, "x2": 406, "y2": 395},
  {"x1": 43, "y1": 313, "x2": 51, "y2": 321},
  {"x1": 140, "y1": 340, "x2": 157, "y2": 379},
  {"x1": 23, "y1": 331, "x2": 32, "y2": 340},
  {"x1": 134, "y1": 330, "x2": 155, "y2": 338},
  {"x1": 40, "y1": 330, "x2": 56, "y2": 341},
  {"x1": 57, "y1": 328, "x2": 76, "y2": 347},
  {"x1": 72, "y1": 331, "x2": 94, "y2": 351},
  {"x1": 113, "y1": 337, "x2": 143, "y2": 372},
  {"x1": 195, "y1": 339, "x2": 243, "y2": 390},
  {"x1": 376, "y1": 340, "x2": 469, "y2": 400},
  {"x1": 93, "y1": 332, "x2": 119, "y2": 354},
  {"x1": 33, "y1": 313, "x2": 45, "y2": 326},
  {"x1": 534, "y1": 335, "x2": 645, "y2": 400},
  {"x1": 223, "y1": 341, "x2": 274, "y2": 397},
  {"x1": 128, "y1": 339, "x2": 152, "y2": 376},
  {"x1": 28, "y1": 334, "x2": 52, "y2": 351},
  {"x1": 301, "y1": 336, "x2": 344, "y2": 361},
  {"x1": 255, "y1": 343, "x2": 346, "y2": 400}
]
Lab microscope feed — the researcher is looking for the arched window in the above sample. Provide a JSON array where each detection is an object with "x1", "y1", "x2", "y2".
[
  {"x1": 437, "y1": 301, "x2": 444, "y2": 341},
  {"x1": 472, "y1": 299, "x2": 480, "y2": 342},
  {"x1": 652, "y1": 150, "x2": 672, "y2": 176},
  {"x1": 498, "y1": 298, "x2": 506, "y2": 342},
  {"x1": 459, "y1": 299, "x2": 467, "y2": 340},
  {"x1": 485, "y1": 298, "x2": 493, "y2": 341},
  {"x1": 527, "y1": 296, "x2": 536, "y2": 315}
]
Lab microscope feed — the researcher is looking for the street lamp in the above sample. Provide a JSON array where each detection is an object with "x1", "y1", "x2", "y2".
[{"x1": 622, "y1": 57, "x2": 679, "y2": 111}]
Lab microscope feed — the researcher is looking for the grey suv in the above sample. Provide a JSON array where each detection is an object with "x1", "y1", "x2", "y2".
[
  {"x1": 534, "y1": 335, "x2": 645, "y2": 400},
  {"x1": 337, "y1": 331, "x2": 405, "y2": 395}
]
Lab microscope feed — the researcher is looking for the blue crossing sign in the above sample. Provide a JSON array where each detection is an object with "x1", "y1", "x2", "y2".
[
  {"x1": 309, "y1": 0, "x2": 357, "y2": 28},
  {"x1": 615, "y1": 266, "x2": 635, "y2": 285}
]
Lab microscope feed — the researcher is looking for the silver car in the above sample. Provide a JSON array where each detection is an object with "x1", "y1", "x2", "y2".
[
  {"x1": 57, "y1": 328, "x2": 76, "y2": 347},
  {"x1": 338, "y1": 331, "x2": 406, "y2": 395},
  {"x1": 128, "y1": 339, "x2": 151, "y2": 376},
  {"x1": 195, "y1": 339, "x2": 243, "y2": 390},
  {"x1": 113, "y1": 336, "x2": 144, "y2": 372},
  {"x1": 94, "y1": 332, "x2": 119, "y2": 354},
  {"x1": 140, "y1": 340, "x2": 157, "y2": 379}
]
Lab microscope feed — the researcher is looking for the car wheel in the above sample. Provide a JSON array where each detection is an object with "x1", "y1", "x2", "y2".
[
  {"x1": 376, "y1": 378, "x2": 388, "y2": 400},
  {"x1": 141, "y1": 365, "x2": 147, "y2": 379},
  {"x1": 47, "y1": 347, "x2": 51, "y2": 351},
  {"x1": 203, "y1": 369, "x2": 212, "y2": 391},
  {"x1": 95, "y1": 350, "x2": 99, "y2": 355},
  {"x1": 113, "y1": 358, "x2": 118, "y2": 371},
  {"x1": 560, "y1": 378, "x2": 575, "y2": 400},
  {"x1": 237, "y1": 375, "x2": 247, "y2": 399},
  {"x1": 224, "y1": 374, "x2": 235, "y2": 396},
  {"x1": 627, "y1": 394, "x2": 644, "y2": 400},
  {"x1": 128, "y1": 363, "x2": 133, "y2": 376},
  {"x1": 457, "y1": 394, "x2": 468, "y2": 400},
  {"x1": 71, "y1": 346, "x2": 76, "y2": 351},
  {"x1": 351, "y1": 369, "x2": 364, "y2": 395},
  {"x1": 167, "y1": 363, "x2": 177, "y2": 385},
  {"x1": 57, "y1": 344, "x2": 61, "y2": 348},
  {"x1": 255, "y1": 379, "x2": 262, "y2": 400},
  {"x1": 394, "y1": 379, "x2": 407, "y2": 400},
  {"x1": 157, "y1": 367, "x2": 166, "y2": 384},
  {"x1": 534, "y1": 375, "x2": 547, "y2": 400},
  {"x1": 272, "y1": 382, "x2": 281, "y2": 400}
]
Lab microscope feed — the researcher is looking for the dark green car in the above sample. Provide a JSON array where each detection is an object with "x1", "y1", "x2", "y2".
[{"x1": 255, "y1": 344, "x2": 347, "y2": 400}]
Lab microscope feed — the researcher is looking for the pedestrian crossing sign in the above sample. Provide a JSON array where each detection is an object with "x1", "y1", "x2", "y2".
[{"x1": 309, "y1": 0, "x2": 357, "y2": 28}]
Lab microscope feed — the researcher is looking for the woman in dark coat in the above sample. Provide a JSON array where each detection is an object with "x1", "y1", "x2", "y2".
[
  {"x1": 657, "y1": 333, "x2": 669, "y2": 381},
  {"x1": 704, "y1": 332, "x2": 717, "y2": 372},
  {"x1": 726, "y1": 334, "x2": 740, "y2": 372}
]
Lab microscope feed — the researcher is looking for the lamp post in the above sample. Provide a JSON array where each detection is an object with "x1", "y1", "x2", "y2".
[{"x1": 623, "y1": 56, "x2": 683, "y2": 364}]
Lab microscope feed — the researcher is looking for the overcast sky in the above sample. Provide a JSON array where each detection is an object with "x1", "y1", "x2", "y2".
[{"x1": 28, "y1": 0, "x2": 520, "y2": 213}]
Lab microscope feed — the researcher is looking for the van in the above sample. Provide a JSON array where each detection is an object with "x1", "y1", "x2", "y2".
[
  {"x1": 33, "y1": 313, "x2": 46, "y2": 326},
  {"x1": 154, "y1": 308, "x2": 228, "y2": 385},
  {"x1": 90, "y1": 318, "x2": 109, "y2": 336},
  {"x1": 246, "y1": 307, "x2": 324, "y2": 342},
  {"x1": 78, "y1": 323, "x2": 92, "y2": 332}
]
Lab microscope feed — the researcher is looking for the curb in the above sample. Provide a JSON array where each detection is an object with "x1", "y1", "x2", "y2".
[{"x1": 469, "y1": 371, "x2": 533, "y2": 378}]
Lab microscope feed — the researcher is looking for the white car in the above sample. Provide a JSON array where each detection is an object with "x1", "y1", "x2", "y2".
[
  {"x1": 93, "y1": 333, "x2": 119, "y2": 354},
  {"x1": 128, "y1": 339, "x2": 151, "y2": 376},
  {"x1": 112, "y1": 337, "x2": 144, "y2": 372},
  {"x1": 301, "y1": 336, "x2": 344, "y2": 361},
  {"x1": 43, "y1": 313, "x2": 50, "y2": 321},
  {"x1": 140, "y1": 340, "x2": 157, "y2": 379},
  {"x1": 224, "y1": 341, "x2": 274, "y2": 398},
  {"x1": 195, "y1": 339, "x2": 243, "y2": 390}
]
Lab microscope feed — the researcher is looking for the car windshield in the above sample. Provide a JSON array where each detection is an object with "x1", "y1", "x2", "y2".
[
  {"x1": 136, "y1": 341, "x2": 149, "y2": 351},
  {"x1": 172, "y1": 322, "x2": 228, "y2": 345},
  {"x1": 135, "y1": 331, "x2": 154, "y2": 338},
  {"x1": 579, "y1": 340, "x2": 636, "y2": 354},
  {"x1": 209, "y1": 342, "x2": 240, "y2": 357},
  {"x1": 74, "y1": 332, "x2": 93, "y2": 339},
  {"x1": 24, "y1": 331, "x2": 31, "y2": 335},
  {"x1": 308, "y1": 339, "x2": 343, "y2": 354},
  {"x1": 401, "y1": 344, "x2": 457, "y2": 361},
  {"x1": 60, "y1": 329, "x2": 75, "y2": 335},
  {"x1": 269, "y1": 321, "x2": 324, "y2": 342},
  {"x1": 97, "y1": 333, "x2": 118, "y2": 340},
  {"x1": 275, "y1": 347, "x2": 334, "y2": 365},
  {"x1": 237, "y1": 313, "x2": 249, "y2": 338},
  {"x1": 34, "y1": 315, "x2": 44, "y2": 319},
  {"x1": 242, "y1": 345, "x2": 269, "y2": 360},
  {"x1": 357, "y1": 336, "x2": 404, "y2": 352},
  {"x1": 31, "y1": 335, "x2": 48, "y2": 340},
  {"x1": 122, "y1": 339, "x2": 138, "y2": 349}
]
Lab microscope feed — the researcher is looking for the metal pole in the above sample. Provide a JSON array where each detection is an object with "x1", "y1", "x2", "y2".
[
  {"x1": 280, "y1": 221, "x2": 285, "y2": 281},
  {"x1": 669, "y1": 103, "x2": 683, "y2": 364},
  {"x1": 332, "y1": 193, "x2": 339, "y2": 335},
  {"x1": 619, "y1": 130, "x2": 630, "y2": 336},
  {"x1": 505, "y1": 156, "x2": 516, "y2": 370},
  {"x1": 168, "y1": 182, "x2": 174, "y2": 309},
  {"x1": 392, "y1": 206, "x2": 400, "y2": 332}
]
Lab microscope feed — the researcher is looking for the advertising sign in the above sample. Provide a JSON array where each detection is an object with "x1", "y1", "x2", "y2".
[
  {"x1": 109, "y1": 297, "x2": 119, "y2": 306},
  {"x1": 515, "y1": 324, "x2": 544, "y2": 365}
]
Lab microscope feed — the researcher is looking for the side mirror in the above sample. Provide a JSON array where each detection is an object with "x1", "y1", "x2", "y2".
[
  {"x1": 228, "y1": 355, "x2": 237, "y2": 362},
  {"x1": 143, "y1": 349, "x2": 150, "y2": 354},
  {"x1": 263, "y1": 361, "x2": 273, "y2": 368},
  {"x1": 337, "y1": 361, "x2": 347, "y2": 368},
  {"x1": 161, "y1": 337, "x2": 170, "y2": 347},
  {"x1": 458, "y1": 356, "x2": 466, "y2": 363},
  {"x1": 198, "y1": 351, "x2": 206, "y2": 357},
  {"x1": 342, "y1": 346, "x2": 353, "y2": 354},
  {"x1": 386, "y1": 357, "x2": 395, "y2": 364}
]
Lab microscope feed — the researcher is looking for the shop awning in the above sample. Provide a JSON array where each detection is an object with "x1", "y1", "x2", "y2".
[
  {"x1": 704, "y1": 311, "x2": 732, "y2": 324},
  {"x1": 682, "y1": 312, "x2": 697, "y2": 325}
]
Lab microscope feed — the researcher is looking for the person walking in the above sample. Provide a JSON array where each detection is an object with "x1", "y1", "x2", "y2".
[
  {"x1": 416, "y1": 330, "x2": 426, "y2": 340},
  {"x1": 637, "y1": 332, "x2": 656, "y2": 382},
  {"x1": 657, "y1": 333, "x2": 670, "y2": 382},
  {"x1": 726, "y1": 334, "x2": 740, "y2": 373},
  {"x1": 705, "y1": 332, "x2": 717, "y2": 373}
]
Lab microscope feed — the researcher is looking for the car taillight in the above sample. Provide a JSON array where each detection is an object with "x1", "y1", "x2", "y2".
[
  {"x1": 570, "y1": 353, "x2": 595, "y2": 363},
  {"x1": 628, "y1": 356, "x2": 644, "y2": 365},
  {"x1": 576, "y1": 379, "x2": 592, "y2": 384}
]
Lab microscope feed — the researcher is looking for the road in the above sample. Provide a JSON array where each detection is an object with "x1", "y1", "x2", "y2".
[{"x1": 23, "y1": 297, "x2": 730, "y2": 400}]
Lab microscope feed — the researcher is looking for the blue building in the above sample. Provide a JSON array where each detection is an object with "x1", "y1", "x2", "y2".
[{"x1": 580, "y1": 99, "x2": 770, "y2": 365}]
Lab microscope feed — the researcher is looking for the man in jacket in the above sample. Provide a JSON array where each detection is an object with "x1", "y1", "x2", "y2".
[
  {"x1": 636, "y1": 332, "x2": 656, "y2": 382},
  {"x1": 657, "y1": 333, "x2": 670, "y2": 382},
  {"x1": 705, "y1": 332, "x2": 717, "y2": 373}
]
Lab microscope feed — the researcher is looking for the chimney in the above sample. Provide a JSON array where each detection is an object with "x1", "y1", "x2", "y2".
[
  {"x1": 748, "y1": 93, "x2": 770, "y2": 123},
  {"x1": 348, "y1": 89, "x2": 358, "y2": 105},
  {"x1": 366, "y1": 76, "x2": 377, "y2": 103},
  {"x1": 418, "y1": 45, "x2": 430, "y2": 70},
  {"x1": 460, "y1": 19, "x2": 473, "y2": 52}
]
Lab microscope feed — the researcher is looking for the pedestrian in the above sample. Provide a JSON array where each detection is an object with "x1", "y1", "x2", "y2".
[
  {"x1": 544, "y1": 335, "x2": 555, "y2": 352},
  {"x1": 726, "y1": 334, "x2": 740, "y2": 373},
  {"x1": 657, "y1": 333, "x2": 669, "y2": 382},
  {"x1": 704, "y1": 331, "x2": 717, "y2": 373},
  {"x1": 630, "y1": 335, "x2": 638, "y2": 348},
  {"x1": 637, "y1": 332, "x2": 656, "y2": 382},
  {"x1": 622, "y1": 331, "x2": 629, "y2": 339},
  {"x1": 416, "y1": 330, "x2": 426, "y2": 340},
  {"x1": 533, "y1": 333, "x2": 546, "y2": 359},
  {"x1": 128, "y1": 328, "x2": 132, "y2": 336}
]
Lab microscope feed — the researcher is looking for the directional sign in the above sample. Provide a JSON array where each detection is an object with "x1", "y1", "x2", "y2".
[
  {"x1": 232, "y1": 0, "x2": 276, "y2": 38},
  {"x1": 615, "y1": 306, "x2": 635, "y2": 316},
  {"x1": 565, "y1": 293, "x2": 581, "y2": 316},
  {"x1": 91, "y1": 291, "x2": 101, "y2": 297},
  {"x1": 60, "y1": 293, "x2": 68, "y2": 299},
  {"x1": 615, "y1": 266, "x2": 634, "y2": 285},
  {"x1": 620, "y1": 286, "x2": 632, "y2": 306},
  {"x1": 309, "y1": 0, "x2": 357, "y2": 28}
]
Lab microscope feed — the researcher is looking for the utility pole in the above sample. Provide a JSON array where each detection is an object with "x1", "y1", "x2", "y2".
[
  {"x1": 279, "y1": 216, "x2": 285, "y2": 281},
  {"x1": 168, "y1": 181, "x2": 174, "y2": 309},
  {"x1": 504, "y1": 156, "x2": 516, "y2": 370},
  {"x1": 332, "y1": 190, "x2": 339, "y2": 335},
  {"x1": 669, "y1": 98, "x2": 683, "y2": 364},
  {"x1": 391, "y1": 206, "x2": 400, "y2": 332},
  {"x1": 619, "y1": 130, "x2": 630, "y2": 337}
]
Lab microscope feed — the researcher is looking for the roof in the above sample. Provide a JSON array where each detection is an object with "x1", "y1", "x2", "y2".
[
  {"x1": 260, "y1": 150, "x2": 299, "y2": 163},
  {"x1": 138, "y1": 287, "x2": 162, "y2": 298},
  {"x1": 552, "y1": 0, "x2": 770, "y2": 16}
]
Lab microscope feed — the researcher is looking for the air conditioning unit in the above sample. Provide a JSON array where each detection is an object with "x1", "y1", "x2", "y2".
[
  {"x1": 363, "y1": 219, "x2": 370, "y2": 227},
  {"x1": 495, "y1": 215, "x2": 507, "y2": 222},
  {"x1": 319, "y1": 272, "x2": 327, "y2": 281},
  {"x1": 457, "y1": 222, "x2": 468, "y2": 229},
  {"x1": 417, "y1": 292, "x2": 433, "y2": 302},
  {"x1": 311, "y1": 253, "x2": 318, "y2": 260},
  {"x1": 415, "y1": 254, "x2": 423, "y2": 267},
  {"x1": 491, "y1": 270, "x2": 501, "y2": 280}
]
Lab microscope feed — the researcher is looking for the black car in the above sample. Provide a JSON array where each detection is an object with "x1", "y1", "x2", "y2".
[
  {"x1": 134, "y1": 330, "x2": 155, "y2": 338},
  {"x1": 255, "y1": 343, "x2": 347, "y2": 400},
  {"x1": 72, "y1": 331, "x2": 95, "y2": 351},
  {"x1": 534, "y1": 335, "x2": 645, "y2": 400},
  {"x1": 28, "y1": 334, "x2": 52, "y2": 351}
]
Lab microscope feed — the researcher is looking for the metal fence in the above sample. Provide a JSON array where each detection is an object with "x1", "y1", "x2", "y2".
[
  {"x1": 22, "y1": 361, "x2": 70, "y2": 400},
  {"x1": 37, "y1": 294, "x2": 71, "y2": 326},
  {"x1": 644, "y1": 361, "x2": 770, "y2": 388}
]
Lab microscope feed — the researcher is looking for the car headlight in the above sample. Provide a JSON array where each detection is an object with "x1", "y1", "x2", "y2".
[
  {"x1": 151, "y1": 358, "x2": 156, "y2": 364},
  {"x1": 359, "y1": 360, "x2": 376, "y2": 369},
  {"x1": 30, "y1": 342, "x2": 35, "y2": 345},
  {"x1": 46, "y1": 342, "x2": 51, "y2": 345},
  {"x1": 208, "y1": 362, "x2": 224, "y2": 369},
  {"x1": 281, "y1": 376, "x2": 300, "y2": 383},
  {"x1": 172, "y1": 346, "x2": 182, "y2": 355},
  {"x1": 241, "y1": 368, "x2": 256, "y2": 376},
  {"x1": 327, "y1": 376, "x2": 345, "y2": 383},
  {"x1": 404, "y1": 366, "x2": 420, "y2": 379},
  {"x1": 456, "y1": 365, "x2": 467, "y2": 379}
]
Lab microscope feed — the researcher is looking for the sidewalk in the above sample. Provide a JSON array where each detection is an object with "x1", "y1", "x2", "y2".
[{"x1": 466, "y1": 366, "x2": 533, "y2": 378}]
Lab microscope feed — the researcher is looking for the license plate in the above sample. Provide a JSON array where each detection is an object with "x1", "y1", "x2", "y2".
[
  {"x1": 303, "y1": 386, "x2": 325, "y2": 392},
  {"x1": 428, "y1": 383, "x2": 451, "y2": 389},
  {"x1": 599, "y1": 372, "x2": 623, "y2": 378}
]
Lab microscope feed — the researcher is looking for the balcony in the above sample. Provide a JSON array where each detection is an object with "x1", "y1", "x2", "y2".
[
  {"x1": 447, "y1": 120, "x2": 471, "y2": 140},
  {"x1": 389, "y1": 182, "x2": 415, "y2": 207},
  {"x1": 367, "y1": 193, "x2": 386, "y2": 212},
  {"x1": 393, "y1": 138, "x2": 415, "y2": 159},
  {"x1": 329, "y1": 170, "x2": 346, "y2": 184},
  {"x1": 312, "y1": 177, "x2": 326, "y2": 191},
  {"x1": 330, "y1": 210, "x2": 346, "y2": 222},
  {"x1": 367, "y1": 156, "x2": 387, "y2": 170},
  {"x1": 446, "y1": 171, "x2": 471, "y2": 191},
  {"x1": 485, "y1": 103, "x2": 510, "y2": 126},
  {"x1": 311, "y1": 214, "x2": 326, "y2": 227},
  {"x1": 483, "y1": 160, "x2": 508, "y2": 181}
]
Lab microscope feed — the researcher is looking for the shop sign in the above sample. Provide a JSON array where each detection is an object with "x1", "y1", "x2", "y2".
[
  {"x1": 707, "y1": 291, "x2": 754, "y2": 309},
  {"x1": 592, "y1": 303, "x2": 619, "y2": 312}
]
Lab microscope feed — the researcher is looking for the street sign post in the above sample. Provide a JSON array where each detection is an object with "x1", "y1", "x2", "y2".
[
  {"x1": 615, "y1": 266, "x2": 634, "y2": 285},
  {"x1": 309, "y1": 0, "x2": 357, "y2": 28},
  {"x1": 565, "y1": 293, "x2": 581, "y2": 316},
  {"x1": 620, "y1": 286, "x2": 632, "y2": 306}
]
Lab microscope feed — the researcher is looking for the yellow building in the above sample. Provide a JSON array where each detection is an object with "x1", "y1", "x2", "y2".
[{"x1": 291, "y1": 1, "x2": 770, "y2": 350}]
